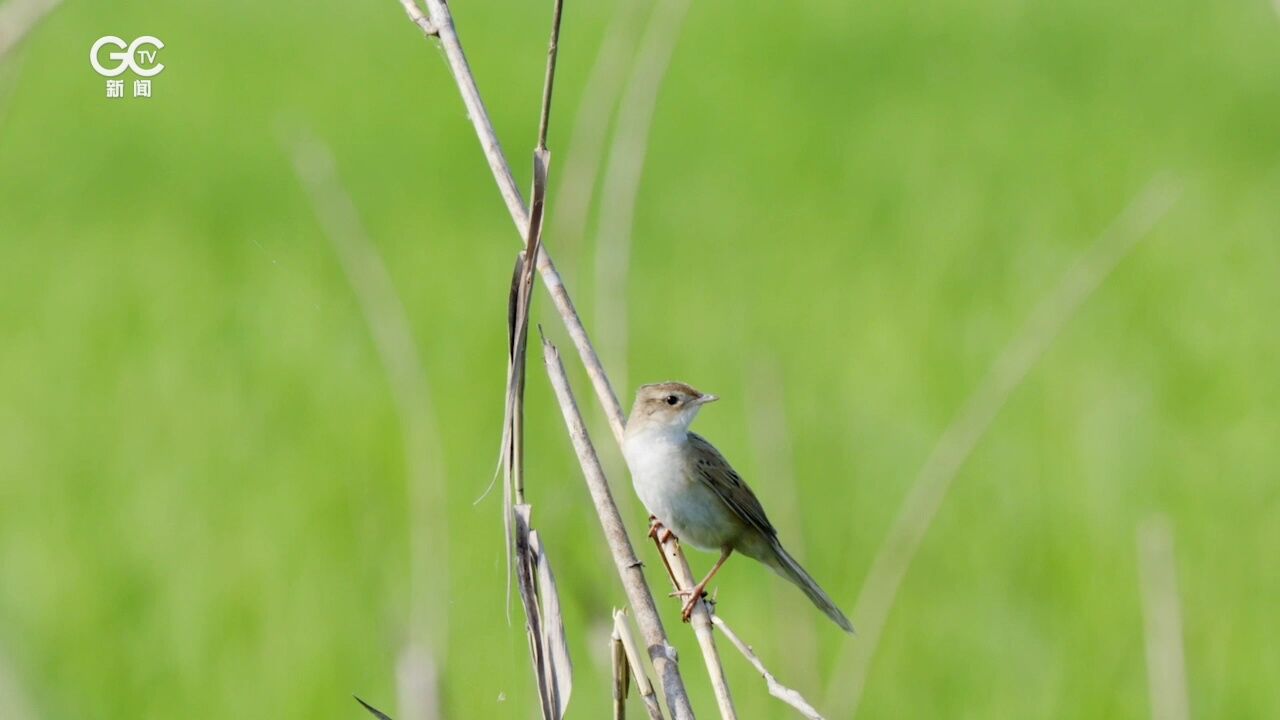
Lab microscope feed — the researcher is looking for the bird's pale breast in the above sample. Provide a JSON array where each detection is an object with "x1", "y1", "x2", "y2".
[{"x1": 623, "y1": 428, "x2": 743, "y2": 551}]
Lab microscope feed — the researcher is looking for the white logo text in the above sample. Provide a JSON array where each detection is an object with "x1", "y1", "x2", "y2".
[{"x1": 90, "y1": 36, "x2": 165, "y2": 77}]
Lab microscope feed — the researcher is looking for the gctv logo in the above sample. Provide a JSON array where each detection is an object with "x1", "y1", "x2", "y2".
[{"x1": 90, "y1": 36, "x2": 165, "y2": 77}]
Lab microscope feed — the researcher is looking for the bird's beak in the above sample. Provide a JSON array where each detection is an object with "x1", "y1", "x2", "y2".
[{"x1": 697, "y1": 393, "x2": 719, "y2": 405}]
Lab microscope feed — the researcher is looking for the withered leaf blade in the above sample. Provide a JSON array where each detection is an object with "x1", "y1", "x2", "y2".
[
  {"x1": 515, "y1": 505, "x2": 554, "y2": 720},
  {"x1": 532, "y1": 530, "x2": 573, "y2": 719},
  {"x1": 507, "y1": 251, "x2": 524, "y2": 357},
  {"x1": 353, "y1": 695, "x2": 394, "y2": 720}
]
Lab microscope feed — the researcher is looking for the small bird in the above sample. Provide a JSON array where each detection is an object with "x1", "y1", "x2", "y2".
[{"x1": 622, "y1": 381, "x2": 854, "y2": 632}]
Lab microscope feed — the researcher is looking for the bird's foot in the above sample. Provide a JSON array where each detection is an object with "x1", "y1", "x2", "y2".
[
  {"x1": 680, "y1": 592, "x2": 705, "y2": 622},
  {"x1": 674, "y1": 585, "x2": 712, "y2": 622},
  {"x1": 646, "y1": 516, "x2": 676, "y2": 545}
]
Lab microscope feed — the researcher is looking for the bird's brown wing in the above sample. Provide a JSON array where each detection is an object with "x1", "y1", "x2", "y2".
[{"x1": 687, "y1": 432, "x2": 776, "y2": 538}]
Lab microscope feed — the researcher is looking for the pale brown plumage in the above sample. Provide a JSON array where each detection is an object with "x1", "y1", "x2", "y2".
[
  {"x1": 686, "y1": 432, "x2": 775, "y2": 537},
  {"x1": 623, "y1": 382, "x2": 854, "y2": 632}
]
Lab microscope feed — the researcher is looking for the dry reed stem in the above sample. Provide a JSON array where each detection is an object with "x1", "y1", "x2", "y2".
[
  {"x1": 399, "y1": 2, "x2": 702, "y2": 714},
  {"x1": 591, "y1": 0, "x2": 691, "y2": 391},
  {"x1": 395, "y1": 0, "x2": 435, "y2": 36},
  {"x1": 289, "y1": 135, "x2": 450, "y2": 679},
  {"x1": 0, "y1": 0, "x2": 60, "y2": 61},
  {"x1": 507, "y1": 143, "x2": 551, "y2": 508},
  {"x1": 710, "y1": 617, "x2": 824, "y2": 720},
  {"x1": 399, "y1": 3, "x2": 803, "y2": 715},
  {"x1": 541, "y1": 334, "x2": 697, "y2": 719},
  {"x1": 501, "y1": 136, "x2": 550, "y2": 618},
  {"x1": 1137, "y1": 515, "x2": 1190, "y2": 720},
  {"x1": 501, "y1": 0, "x2": 560, "y2": 568},
  {"x1": 533, "y1": 530, "x2": 574, "y2": 711},
  {"x1": 612, "y1": 622, "x2": 630, "y2": 720},
  {"x1": 402, "y1": 0, "x2": 628, "y2": 443},
  {"x1": 498, "y1": 4, "x2": 575, "y2": 716},
  {"x1": 550, "y1": 0, "x2": 648, "y2": 525},
  {"x1": 512, "y1": 511, "x2": 573, "y2": 719},
  {"x1": 652, "y1": 535, "x2": 736, "y2": 719},
  {"x1": 826, "y1": 177, "x2": 1182, "y2": 717},
  {"x1": 512, "y1": 508, "x2": 550, "y2": 716},
  {"x1": 614, "y1": 610, "x2": 667, "y2": 720}
]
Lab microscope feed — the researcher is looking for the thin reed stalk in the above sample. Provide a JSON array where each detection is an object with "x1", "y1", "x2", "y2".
[
  {"x1": 541, "y1": 333, "x2": 696, "y2": 719},
  {"x1": 397, "y1": 3, "x2": 822, "y2": 717},
  {"x1": 614, "y1": 610, "x2": 666, "y2": 720},
  {"x1": 401, "y1": 0, "x2": 628, "y2": 443},
  {"x1": 649, "y1": 534, "x2": 736, "y2": 718},
  {"x1": 611, "y1": 622, "x2": 629, "y2": 720},
  {"x1": 710, "y1": 617, "x2": 823, "y2": 720},
  {"x1": 496, "y1": 2, "x2": 575, "y2": 717}
]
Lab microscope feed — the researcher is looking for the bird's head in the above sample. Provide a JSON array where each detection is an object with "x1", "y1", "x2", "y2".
[{"x1": 626, "y1": 381, "x2": 718, "y2": 435}]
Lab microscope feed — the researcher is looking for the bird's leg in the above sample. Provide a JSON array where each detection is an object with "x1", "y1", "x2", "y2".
[
  {"x1": 648, "y1": 515, "x2": 681, "y2": 587},
  {"x1": 677, "y1": 548, "x2": 733, "y2": 622}
]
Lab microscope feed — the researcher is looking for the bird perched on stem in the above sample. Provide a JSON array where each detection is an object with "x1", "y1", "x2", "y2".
[{"x1": 622, "y1": 381, "x2": 854, "y2": 632}]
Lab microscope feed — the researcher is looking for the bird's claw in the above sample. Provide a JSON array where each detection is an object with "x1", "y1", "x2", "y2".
[
  {"x1": 674, "y1": 587, "x2": 711, "y2": 622},
  {"x1": 646, "y1": 517, "x2": 676, "y2": 545},
  {"x1": 680, "y1": 595, "x2": 702, "y2": 622}
]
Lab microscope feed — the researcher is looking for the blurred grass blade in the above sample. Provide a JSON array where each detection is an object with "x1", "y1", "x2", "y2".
[
  {"x1": 396, "y1": 644, "x2": 441, "y2": 720},
  {"x1": 592, "y1": 0, "x2": 692, "y2": 392},
  {"x1": 0, "y1": 0, "x2": 62, "y2": 62},
  {"x1": 0, "y1": 649, "x2": 36, "y2": 720},
  {"x1": 1137, "y1": 515, "x2": 1190, "y2": 720},
  {"x1": 826, "y1": 177, "x2": 1182, "y2": 718},
  {"x1": 549, "y1": 0, "x2": 647, "y2": 268},
  {"x1": 289, "y1": 131, "x2": 450, "y2": 700}
]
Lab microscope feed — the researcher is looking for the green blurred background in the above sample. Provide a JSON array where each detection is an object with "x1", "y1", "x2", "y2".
[{"x1": 2, "y1": 0, "x2": 1279, "y2": 717}]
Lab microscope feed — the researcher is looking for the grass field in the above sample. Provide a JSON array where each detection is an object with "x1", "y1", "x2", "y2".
[{"x1": 2, "y1": 0, "x2": 1279, "y2": 717}]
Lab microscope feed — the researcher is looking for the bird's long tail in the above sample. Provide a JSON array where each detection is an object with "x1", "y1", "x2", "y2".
[{"x1": 766, "y1": 538, "x2": 855, "y2": 634}]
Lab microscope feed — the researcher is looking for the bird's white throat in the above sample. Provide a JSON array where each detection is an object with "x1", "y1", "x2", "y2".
[
  {"x1": 622, "y1": 424, "x2": 689, "y2": 477},
  {"x1": 624, "y1": 423, "x2": 690, "y2": 495}
]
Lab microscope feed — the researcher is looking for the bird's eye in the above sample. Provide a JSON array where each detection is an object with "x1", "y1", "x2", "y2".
[{"x1": 665, "y1": 395, "x2": 679, "y2": 406}]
